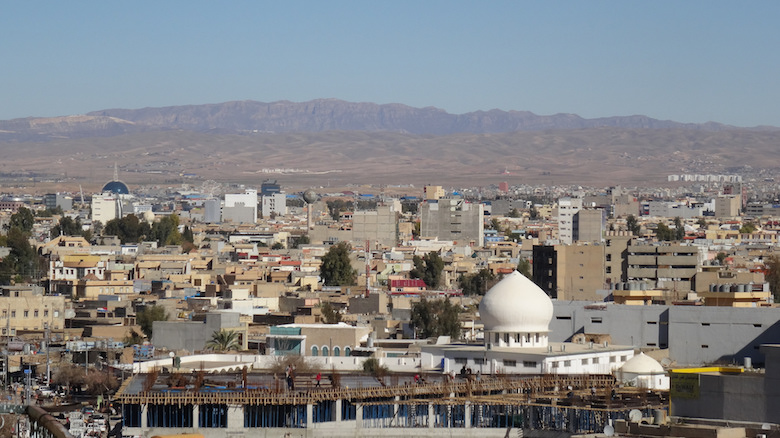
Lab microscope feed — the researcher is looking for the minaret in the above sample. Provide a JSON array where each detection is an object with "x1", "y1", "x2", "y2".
[{"x1": 113, "y1": 162, "x2": 119, "y2": 182}]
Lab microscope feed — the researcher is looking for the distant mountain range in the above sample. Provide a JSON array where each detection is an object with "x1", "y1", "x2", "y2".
[{"x1": 0, "y1": 99, "x2": 766, "y2": 142}]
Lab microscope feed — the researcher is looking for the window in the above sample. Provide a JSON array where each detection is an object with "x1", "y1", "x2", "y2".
[
  {"x1": 1, "y1": 310, "x2": 5, "y2": 318},
  {"x1": 11, "y1": 311, "x2": 15, "y2": 318},
  {"x1": 647, "y1": 321, "x2": 657, "y2": 325},
  {"x1": 34, "y1": 310, "x2": 38, "y2": 318},
  {"x1": 333, "y1": 346, "x2": 340, "y2": 357},
  {"x1": 702, "y1": 323, "x2": 710, "y2": 326},
  {"x1": 455, "y1": 357, "x2": 468, "y2": 365},
  {"x1": 514, "y1": 333, "x2": 521, "y2": 343},
  {"x1": 344, "y1": 347, "x2": 351, "y2": 357},
  {"x1": 321, "y1": 346, "x2": 329, "y2": 357},
  {"x1": 311, "y1": 346, "x2": 318, "y2": 356},
  {"x1": 44, "y1": 310, "x2": 48, "y2": 317},
  {"x1": 556, "y1": 316, "x2": 572, "y2": 320},
  {"x1": 503, "y1": 360, "x2": 517, "y2": 367},
  {"x1": 523, "y1": 361, "x2": 537, "y2": 368},
  {"x1": 754, "y1": 324, "x2": 762, "y2": 328},
  {"x1": 620, "y1": 355, "x2": 628, "y2": 361},
  {"x1": 701, "y1": 345, "x2": 709, "y2": 349},
  {"x1": 592, "y1": 357, "x2": 599, "y2": 364},
  {"x1": 551, "y1": 362, "x2": 559, "y2": 369},
  {"x1": 606, "y1": 254, "x2": 612, "y2": 262},
  {"x1": 582, "y1": 358, "x2": 589, "y2": 365},
  {"x1": 591, "y1": 317, "x2": 602, "y2": 324},
  {"x1": 494, "y1": 333, "x2": 499, "y2": 343},
  {"x1": 606, "y1": 267, "x2": 612, "y2": 274},
  {"x1": 504, "y1": 333, "x2": 510, "y2": 343},
  {"x1": 563, "y1": 360, "x2": 571, "y2": 367},
  {"x1": 609, "y1": 356, "x2": 616, "y2": 363},
  {"x1": 473, "y1": 358, "x2": 485, "y2": 365}
]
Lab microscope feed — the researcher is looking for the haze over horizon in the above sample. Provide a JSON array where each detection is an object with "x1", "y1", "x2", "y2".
[{"x1": 3, "y1": 2, "x2": 780, "y2": 128}]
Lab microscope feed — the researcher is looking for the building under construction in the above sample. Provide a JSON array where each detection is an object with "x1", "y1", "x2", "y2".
[{"x1": 115, "y1": 370, "x2": 668, "y2": 438}]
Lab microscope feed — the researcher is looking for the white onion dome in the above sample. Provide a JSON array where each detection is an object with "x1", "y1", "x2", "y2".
[
  {"x1": 479, "y1": 271, "x2": 553, "y2": 333},
  {"x1": 620, "y1": 353, "x2": 664, "y2": 374}
]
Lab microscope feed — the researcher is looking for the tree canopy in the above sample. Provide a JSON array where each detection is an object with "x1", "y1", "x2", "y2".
[
  {"x1": 321, "y1": 302, "x2": 342, "y2": 324},
  {"x1": 319, "y1": 242, "x2": 357, "y2": 286},
  {"x1": 766, "y1": 254, "x2": 780, "y2": 302},
  {"x1": 103, "y1": 214, "x2": 151, "y2": 243},
  {"x1": 459, "y1": 268, "x2": 496, "y2": 296},
  {"x1": 136, "y1": 305, "x2": 169, "y2": 338},
  {"x1": 410, "y1": 298, "x2": 461, "y2": 339},
  {"x1": 626, "y1": 215, "x2": 640, "y2": 236},
  {"x1": 8, "y1": 207, "x2": 34, "y2": 233},
  {"x1": 410, "y1": 251, "x2": 444, "y2": 289},
  {"x1": 0, "y1": 226, "x2": 41, "y2": 284}
]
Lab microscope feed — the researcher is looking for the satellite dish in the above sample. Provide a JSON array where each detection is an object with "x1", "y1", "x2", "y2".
[
  {"x1": 604, "y1": 425, "x2": 615, "y2": 436},
  {"x1": 629, "y1": 409, "x2": 643, "y2": 423},
  {"x1": 660, "y1": 358, "x2": 672, "y2": 367}
]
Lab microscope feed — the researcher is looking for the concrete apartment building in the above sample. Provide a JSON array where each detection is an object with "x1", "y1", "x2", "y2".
[
  {"x1": 626, "y1": 241, "x2": 703, "y2": 294},
  {"x1": 223, "y1": 189, "x2": 258, "y2": 223},
  {"x1": 0, "y1": 285, "x2": 66, "y2": 334},
  {"x1": 532, "y1": 244, "x2": 606, "y2": 301},
  {"x1": 604, "y1": 232, "x2": 632, "y2": 285},
  {"x1": 574, "y1": 208, "x2": 605, "y2": 242},
  {"x1": 351, "y1": 205, "x2": 398, "y2": 247},
  {"x1": 420, "y1": 198, "x2": 484, "y2": 247},
  {"x1": 715, "y1": 194, "x2": 741, "y2": 218},
  {"x1": 557, "y1": 197, "x2": 582, "y2": 244}
]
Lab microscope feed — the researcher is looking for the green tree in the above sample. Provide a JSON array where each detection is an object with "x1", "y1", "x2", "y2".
[
  {"x1": 766, "y1": 255, "x2": 780, "y2": 302},
  {"x1": 490, "y1": 218, "x2": 502, "y2": 232},
  {"x1": 103, "y1": 214, "x2": 151, "y2": 243},
  {"x1": 319, "y1": 242, "x2": 357, "y2": 286},
  {"x1": 271, "y1": 242, "x2": 284, "y2": 250},
  {"x1": 206, "y1": 329, "x2": 242, "y2": 352},
  {"x1": 697, "y1": 217, "x2": 707, "y2": 228},
  {"x1": 740, "y1": 222, "x2": 757, "y2": 234},
  {"x1": 8, "y1": 207, "x2": 34, "y2": 233},
  {"x1": 362, "y1": 357, "x2": 389, "y2": 377},
  {"x1": 715, "y1": 252, "x2": 727, "y2": 265},
  {"x1": 326, "y1": 199, "x2": 353, "y2": 221},
  {"x1": 529, "y1": 206, "x2": 540, "y2": 220},
  {"x1": 150, "y1": 214, "x2": 182, "y2": 246},
  {"x1": 458, "y1": 268, "x2": 496, "y2": 296},
  {"x1": 182, "y1": 225, "x2": 194, "y2": 243},
  {"x1": 626, "y1": 215, "x2": 640, "y2": 236},
  {"x1": 136, "y1": 305, "x2": 169, "y2": 338},
  {"x1": 410, "y1": 252, "x2": 445, "y2": 289},
  {"x1": 517, "y1": 258, "x2": 532, "y2": 278},
  {"x1": 674, "y1": 217, "x2": 685, "y2": 240},
  {"x1": 410, "y1": 298, "x2": 461, "y2": 339},
  {"x1": 321, "y1": 302, "x2": 342, "y2": 324},
  {"x1": 0, "y1": 227, "x2": 41, "y2": 284},
  {"x1": 508, "y1": 208, "x2": 521, "y2": 218},
  {"x1": 291, "y1": 235, "x2": 310, "y2": 248},
  {"x1": 656, "y1": 222, "x2": 674, "y2": 241},
  {"x1": 51, "y1": 216, "x2": 83, "y2": 237}
]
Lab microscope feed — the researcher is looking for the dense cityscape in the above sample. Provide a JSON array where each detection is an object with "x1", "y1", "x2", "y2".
[{"x1": 1, "y1": 167, "x2": 780, "y2": 437}]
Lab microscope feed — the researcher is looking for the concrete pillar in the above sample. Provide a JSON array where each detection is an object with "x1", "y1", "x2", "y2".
[
  {"x1": 464, "y1": 402, "x2": 471, "y2": 428},
  {"x1": 394, "y1": 396, "x2": 400, "y2": 426},
  {"x1": 227, "y1": 405, "x2": 243, "y2": 430},
  {"x1": 192, "y1": 405, "x2": 199, "y2": 429},
  {"x1": 428, "y1": 402, "x2": 435, "y2": 429},
  {"x1": 306, "y1": 403, "x2": 313, "y2": 428},
  {"x1": 356, "y1": 403, "x2": 363, "y2": 429},
  {"x1": 140, "y1": 404, "x2": 147, "y2": 429},
  {"x1": 335, "y1": 399, "x2": 342, "y2": 423}
]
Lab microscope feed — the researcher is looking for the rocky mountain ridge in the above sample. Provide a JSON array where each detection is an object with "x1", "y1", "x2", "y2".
[{"x1": 0, "y1": 99, "x2": 759, "y2": 142}]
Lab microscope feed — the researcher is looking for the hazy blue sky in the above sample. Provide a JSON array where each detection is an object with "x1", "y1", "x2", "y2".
[{"x1": 2, "y1": 1, "x2": 779, "y2": 126}]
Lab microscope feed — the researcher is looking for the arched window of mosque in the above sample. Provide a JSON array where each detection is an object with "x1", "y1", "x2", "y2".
[
  {"x1": 333, "y1": 346, "x2": 340, "y2": 357},
  {"x1": 344, "y1": 347, "x2": 351, "y2": 356},
  {"x1": 311, "y1": 346, "x2": 319, "y2": 356},
  {"x1": 322, "y1": 346, "x2": 329, "y2": 357}
]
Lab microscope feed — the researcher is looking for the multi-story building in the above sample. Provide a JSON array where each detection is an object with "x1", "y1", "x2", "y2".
[
  {"x1": 557, "y1": 197, "x2": 582, "y2": 244},
  {"x1": 352, "y1": 205, "x2": 398, "y2": 247},
  {"x1": 714, "y1": 194, "x2": 741, "y2": 218},
  {"x1": 0, "y1": 285, "x2": 66, "y2": 335},
  {"x1": 223, "y1": 189, "x2": 258, "y2": 223},
  {"x1": 261, "y1": 192, "x2": 287, "y2": 218},
  {"x1": 420, "y1": 198, "x2": 484, "y2": 247},
  {"x1": 532, "y1": 244, "x2": 606, "y2": 300},
  {"x1": 574, "y1": 208, "x2": 605, "y2": 243},
  {"x1": 626, "y1": 242, "x2": 703, "y2": 294},
  {"x1": 423, "y1": 185, "x2": 445, "y2": 201}
]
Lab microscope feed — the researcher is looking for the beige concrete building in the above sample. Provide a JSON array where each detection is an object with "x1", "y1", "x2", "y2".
[
  {"x1": 627, "y1": 242, "x2": 703, "y2": 293},
  {"x1": 532, "y1": 244, "x2": 606, "y2": 300},
  {"x1": 423, "y1": 185, "x2": 445, "y2": 200},
  {"x1": 715, "y1": 194, "x2": 741, "y2": 218},
  {"x1": 0, "y1": 285, "x2": 66, "y2": 334}
]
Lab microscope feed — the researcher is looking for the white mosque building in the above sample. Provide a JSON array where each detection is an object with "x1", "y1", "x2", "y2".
[{"x1": 421, "y1": 271, "x2": 637, "y2": 375}]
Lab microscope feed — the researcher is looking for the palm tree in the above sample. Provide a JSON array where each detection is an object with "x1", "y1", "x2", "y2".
[{"x1": 206, "y1": 329, "x2": 241, "y2": 352}]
